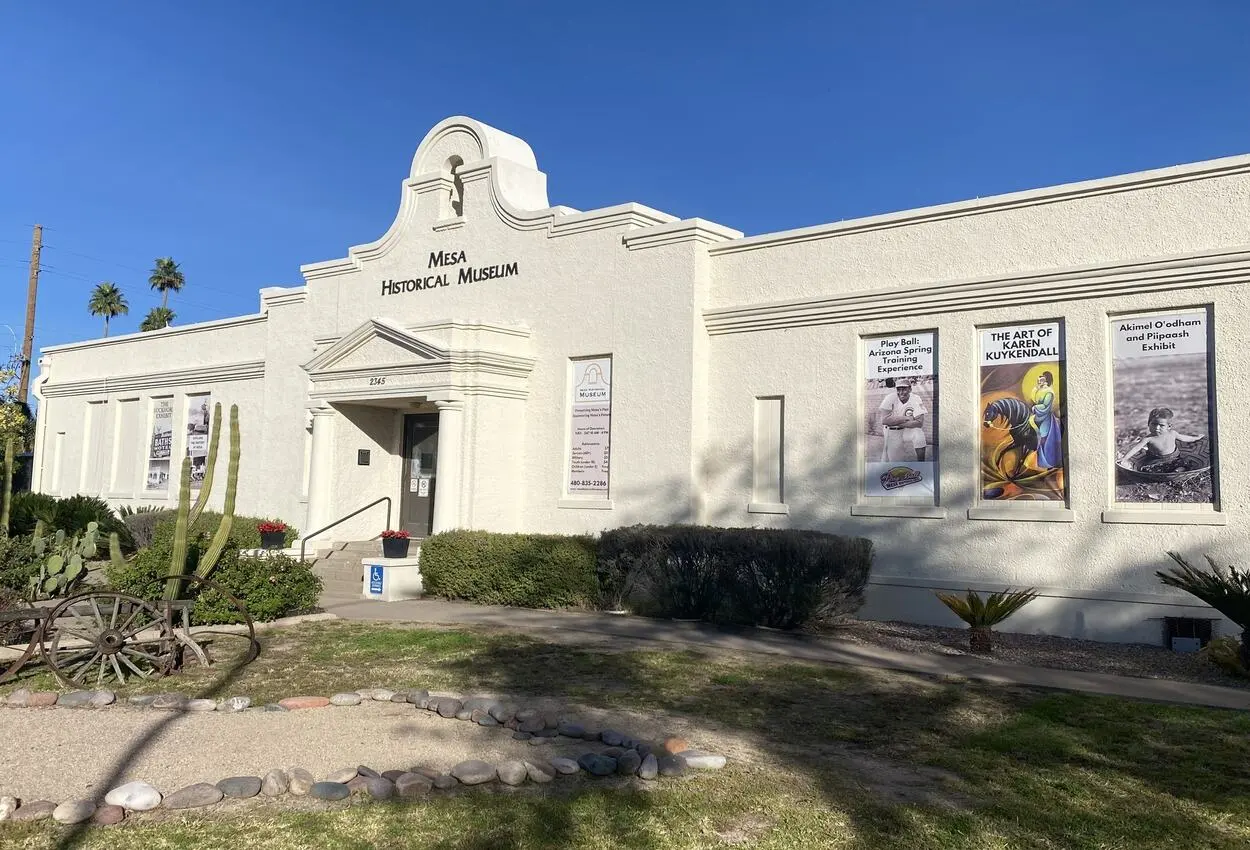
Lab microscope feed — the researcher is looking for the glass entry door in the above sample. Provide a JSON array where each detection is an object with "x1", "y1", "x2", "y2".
[{"x1": 400, "y1": 413, "x2": 438, "y2": 538}]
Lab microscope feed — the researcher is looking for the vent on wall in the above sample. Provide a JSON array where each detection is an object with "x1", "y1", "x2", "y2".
[{"x1": 1163, "y1": 616, "x2": 1216, "y2": 652}]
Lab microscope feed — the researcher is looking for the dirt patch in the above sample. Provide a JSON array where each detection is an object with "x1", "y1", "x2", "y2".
[{"x1": 841, "y1": 751, "x2": 971, "y2": 810}]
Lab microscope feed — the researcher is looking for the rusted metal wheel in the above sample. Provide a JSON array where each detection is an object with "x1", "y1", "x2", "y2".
[
  {"x1": 40, "y1": 592, "x2": 175, "y2": 687},
  {"x1": 161, "y1": 574, "x2": 260, "y2": 671}
]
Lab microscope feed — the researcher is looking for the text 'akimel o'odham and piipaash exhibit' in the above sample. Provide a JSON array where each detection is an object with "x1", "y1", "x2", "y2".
[
  {"x1": 863, "y1": 333, "x2": 938, "y2": 502},
  {"x1": 379, "y1": 251, "x2": 519, "y2": 296},
  {"x1": 980, "y1": 322, "x2": 1066, "y2": 503}
]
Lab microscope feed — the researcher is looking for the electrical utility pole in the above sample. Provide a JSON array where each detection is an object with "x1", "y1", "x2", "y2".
[{"x1": 17, "y1": 224, "x2": 42, "y2": 404}]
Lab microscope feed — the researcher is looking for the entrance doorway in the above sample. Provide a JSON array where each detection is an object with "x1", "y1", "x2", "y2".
[{"x1": 400, "y1": 413, "x2": 439, "y2": 538}]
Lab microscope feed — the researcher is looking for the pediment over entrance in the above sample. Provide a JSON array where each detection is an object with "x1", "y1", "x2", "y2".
[
  {"x1": 304, "y1": 319, "x2": 447, "y2": 374},
  {"x1": 303, "y1": 317, "x2": 534, "y2": 404}
]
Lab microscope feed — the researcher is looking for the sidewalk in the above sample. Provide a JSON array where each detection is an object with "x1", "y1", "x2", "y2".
[{"x1": 321, "y1": 596, "x2": 1250, "y2": 712}]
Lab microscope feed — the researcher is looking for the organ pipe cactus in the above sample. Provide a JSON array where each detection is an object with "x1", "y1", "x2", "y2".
[{"x1": 162, "y1": 403, "x2": 240, "y2": 600}]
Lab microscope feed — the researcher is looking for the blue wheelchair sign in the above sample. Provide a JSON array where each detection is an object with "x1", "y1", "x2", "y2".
[{"x1": 368, "y1": 564, "x2": 384, "y2": 595}]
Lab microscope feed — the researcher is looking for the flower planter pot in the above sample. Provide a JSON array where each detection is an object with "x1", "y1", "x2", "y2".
[
  {"x1": 382, "y1": 537, "x2": 411, "y2": 558},
  {"x1": 260, "y1": 531, "x2": 286, "y2": 550}
]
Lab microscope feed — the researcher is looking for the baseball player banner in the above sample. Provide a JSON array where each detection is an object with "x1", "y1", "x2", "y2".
[
  {"x1": 1111, "y1": 310, "x2": 1214, "y2": 504},
  {"x1": 979, "y1": 321, "x2": 1066, "y2": 502},
  {"x1": 863, "y1": 332, "x2": 938, "y2": 499}
]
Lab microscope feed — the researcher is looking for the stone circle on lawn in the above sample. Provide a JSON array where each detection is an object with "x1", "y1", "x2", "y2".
[{"x1": 0, "y1": 685, "x2": 728, "y2": 828}]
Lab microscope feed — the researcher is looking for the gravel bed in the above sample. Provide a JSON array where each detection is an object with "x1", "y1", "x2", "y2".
[{"x1": 830, "y1": 619, "x2": 1249, "y2": 689}]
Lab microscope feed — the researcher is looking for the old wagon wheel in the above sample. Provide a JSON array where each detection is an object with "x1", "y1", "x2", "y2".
[
  {"x1": 0, "y1": 608, "x2": 44, "y2": 685},
  {"x1": 161, "y1": 574, "x2": 260, "y2": 671},
  {"x1": 39, "y1": 592, "x2": 175, "y2": 687}
]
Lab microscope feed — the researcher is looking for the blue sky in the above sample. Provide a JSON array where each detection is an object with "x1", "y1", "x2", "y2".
[{"x1": 2, "y1": 1, "x2": 1248, "y2": 351}]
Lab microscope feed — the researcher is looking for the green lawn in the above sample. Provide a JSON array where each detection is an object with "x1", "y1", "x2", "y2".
[{"x1": 3, "y1": 621, "x2": 1249, "y2": 849}]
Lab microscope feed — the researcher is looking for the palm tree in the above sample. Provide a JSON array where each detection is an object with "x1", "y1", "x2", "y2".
[
  {"x1": 87, "y1": 282, "x2": 129, "y2": 337},
  {"x1": 140, "y1": 306, "x2": 175, "y2": 332},
  {"x1": 148, "y1": 257, "x2": 184, "y2": 309}
]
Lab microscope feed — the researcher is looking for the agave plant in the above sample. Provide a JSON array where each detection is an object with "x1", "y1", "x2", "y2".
[
  {"x1": 1158, "y1": 552, "x2": 1250, "y2": 670},
  {"x1": 935, "y1": 587, "x2": 1039, "y2": 653}
]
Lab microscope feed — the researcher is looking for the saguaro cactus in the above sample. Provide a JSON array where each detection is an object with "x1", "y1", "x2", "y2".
[{"x1": 163, "y1": 404, "x2": 240, "y2": 600}]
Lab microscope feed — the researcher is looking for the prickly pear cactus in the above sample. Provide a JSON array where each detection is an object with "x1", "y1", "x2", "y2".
[{"x1": 31, "y1": 520, "x2": 101, "y2": 598}]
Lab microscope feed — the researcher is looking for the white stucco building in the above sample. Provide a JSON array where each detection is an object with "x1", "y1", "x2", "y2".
[{"x1": 31, "y1": 116, "x2": 1250, "y2": 643}]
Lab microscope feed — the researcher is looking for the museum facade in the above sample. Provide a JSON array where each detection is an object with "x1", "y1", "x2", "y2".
[{"x1": 31, "y1": 116, "x2": 1250, "y2": 643}]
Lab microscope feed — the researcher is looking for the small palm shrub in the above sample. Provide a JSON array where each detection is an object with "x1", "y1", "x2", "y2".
[
  {"x1": 1158, "y1": 552, "x2": 1250, "y2": 670},
  {"x1": 1200, "y1": 635, "x2": 1247, "y2": 678},
  {"x1": 935, "y1": 588, "x2": 1039, "y2": 653}
]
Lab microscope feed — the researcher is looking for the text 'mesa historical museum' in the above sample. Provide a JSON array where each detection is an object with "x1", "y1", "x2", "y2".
[{"x1": 31, "y1": 117, "x2": 1250, "y2": 644}]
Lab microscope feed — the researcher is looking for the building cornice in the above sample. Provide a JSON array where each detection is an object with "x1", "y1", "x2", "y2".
[
  {"x1": 259, "y1": 286, "x2": 308, "y2": 309},
  {"x1": 623, "y1": 218, "x2": 744, "y2": 251},
  {"x1": 709, "y1": 154, "x2": 1250, "y2": 257},
  {"x1": 40, "y1": 314, "x2": 268, "y2": 354},
  {"x1": 41, "y1": 360, "x2": 266, "y2": 398},
  {"x1": 704, "y1": 246, "x2": 1250, "y2": 335}
]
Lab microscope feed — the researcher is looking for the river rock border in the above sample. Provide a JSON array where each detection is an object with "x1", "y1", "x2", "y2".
[{"x1": 0, "y1": 686, "x2": 727, "y2": 826}]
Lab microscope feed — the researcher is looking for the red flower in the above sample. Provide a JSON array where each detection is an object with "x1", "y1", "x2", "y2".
[
  {"x1": 258, "y1": 521, "x2": 287, "y2": 534},
  {"x1": 381, "y1": 529, "x2": 410, "y2": 539}
]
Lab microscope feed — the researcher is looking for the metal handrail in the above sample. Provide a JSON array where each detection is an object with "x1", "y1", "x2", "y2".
[{"x1": 298, "y1": 497, "x2": 392, "y2": 563}]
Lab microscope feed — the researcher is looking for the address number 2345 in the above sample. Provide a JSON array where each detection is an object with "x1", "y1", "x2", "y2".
[{"x1": 368, "y1": 377, "x2": 387, "y2": 386}]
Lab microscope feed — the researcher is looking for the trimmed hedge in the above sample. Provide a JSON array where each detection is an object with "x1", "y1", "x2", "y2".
[
  {"x1": 419, "y1": 524, "x2": 873, "y2": 629},
  {"x1": 420, "y1": 530, "x2": 599, "y2": 609}
]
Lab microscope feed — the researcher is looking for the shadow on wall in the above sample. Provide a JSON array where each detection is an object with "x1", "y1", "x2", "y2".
[{"x1": 601, "y1": 422, "x2": 1240, "y2": 644}]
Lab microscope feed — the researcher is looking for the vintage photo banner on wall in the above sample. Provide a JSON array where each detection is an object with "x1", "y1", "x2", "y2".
[
  {"x1": 144, "y1": 399, "x2": 173, "y2": 492},
  {"x1": 185, "y1": 394, "x2": 212, "y2": 491},
  {"x1": 863, "y1": 332, "x2": 938, "y2": 500},
  {"x1": 567, "y1": 357, "x2": 612, "y2": 496},
  {"x1": 1112, "y1": 310, "x2": 1215, "y2": 504},
  {"x1": 979, "y1": 321, "x2": 1066, "y2": 502}
]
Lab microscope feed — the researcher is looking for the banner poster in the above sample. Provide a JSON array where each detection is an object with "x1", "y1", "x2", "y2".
[
  {"x1": 979, "y1": 322, "x2": 1066, "y2": 501},
  {"x1": 863, "y1": 332, "x2": 937, "y2": 499},
  {"x1": 144, "y1": 399, "x2": 173, "y2": 491},
  {"x1": 185, "y1": 393, "x2": 212, "y2": 490},
  {"x1": 1112, "y1": 311, "x2": 1214, "y2": 503},
  {"x1": 567, "y1": 357, "x2": 612, "y2": 496}
]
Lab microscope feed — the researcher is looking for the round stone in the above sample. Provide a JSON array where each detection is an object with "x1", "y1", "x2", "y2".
[
  {"x1": 151, "y1": 693, "x2": 188, "y2": 710},
  {"x1": 658, "y1": 754, "x2": 687, "y2": 777},
  {"x1": 557, "y1": 721, "x2": 586, "y2": 738},
  {"x1": 287, "y1": 768, "x2": 314, "y2": 796},
  {"x1": 366, "y1": 777, "x2": 394, "y2": 799},
  {"x1": 90, "y1": 689, "x2": 117, "y2": 707},
  {"x1": 475, "y1": 713, "x2": 500, "y2": 727},
  {"x1": 406, "y1": 689, "x2": 430, "y2": 705},
  {"x1": 219, "y1": 696, "x2": 251, "y2": 713},
  {"x1": 357, "y1": 765, "x2": 381, "y2": 779},
  {"x1": 355, "y1": 688, "x2": 380, "y2": 699},
  {"x1": 3, "y1": 688, "x2": 31, "y2": 707},
  {"x1": 91, "y1": 804, "x2": 125, "y2": 825},
  {"x1": 57, "y1": 690, "x2": 102, "y2": 708},
  {"x1": 534, "y1": 728, "x2": 558, "y2": 738},
  {"x1": 526, "y1": 762, "x2": 555, "y2": 784},
  {"x1": 257, "y1": 703, "x2": 289, "y2": 712},
  {"x1": 515, "y1": 708, "x2": 540, "y2": 725},
  {"x1": 549, "y1": 757, "x2": 579, "y2": 775},
  {"x1": 105, "y1": 780, "x2": 162, "y2": 811},
  {"x1": 437, "y1": 698, "x2": 463, "y2": 718},
  {"x1": 512, "y1": 731, "x2": 533, "y2": 741},
  {"x1": 9, "y1": 800, "x2": 57, "y2": 822},
  {"x1": 330, "y1": 692, "x2": 362, "y2": 706},
  {"x1": 450, "y1": 760, "x2": 497, "y2": 785},
  {"x1": 617, "y1": 750, "x2": 642, "y2": 775},
  {"x1": 372, "y1": 689, "x2": 396, "y2": 701},
  {"x1": 128, "y1": 694, "x2": 158, "y2": 707},
  {"x1": 528, "y1": 736, "x2": 552, "y2": 747},
  {"x1": 309, "y1": 782, "x2": 350, "y2": 801},
  {"x1": 279, "y1": 695, "x2": 330, "y2": 710},
  {"x1": 53, "y1": 800, "x2": 96, "y2": 824},
  {"x1": 409, "y1": 767, "x2": 441, "y2": 781},
  {"x1": 432, "y1": 774, "x2": 458, "y2": 790},
  {"x1": 455, "y1": 708, "x2": 473, "y2": 721},
  {"x1": 390, "y1": 692, "x2": 409, "y2": 703},
  {"x1": 662, "y1": 736, "x2": 690, "y2": 755},
  {"x1": 326, "y1": 767, "x2": 358, "y2": 784},
  {"x1": 518, "y1": 717, "x2": 545, "y2": 733},
  {"x1": 581, "y1": 728, "x2": 602, "y2": 741},
  {"x1": 0, "y1": 796, "x2": 16, "y2": 821},
  {"x1": 638, "y1": 753, "x2": 659, "y2": 780},
  {"x1": 601, "y1": 730, "x2": 625, "y2": 747},
  {"x1": 602, "y1": 747, "x2": 626, "y2": 758},
  {"x1": 395, "y1": 773, "x2": 433, "y2": 798},
  {"x1": 681, "y1": 751, "x2": 728, "y2": 770},
  {"x1": 217, "y1": 776, "x2": 262, "y2": 799},
  {"x1": 382, "y1": 769, "x2": 406, "y2": 782},
  {"x1": 261, "y1": 768, "x2": 289, "y2": 796},
  {"x1": 185, "y1": 698, "x2": 218, "y2": 712},
  {"x1": 497, "y1": 760, "x2": 527, "y2": 786},
  {"x1": 345, "y1": 775, "x2": 368, "y2": 795},
  {"x1": 164, "y1": 783, "x2": 224, "y2": 809},
  {"x1": 577, "y1": 754, "x2": 617, "y2": 777},
  {"x1": 488, "y1": 703, "x2": 514, "y2": 723}
]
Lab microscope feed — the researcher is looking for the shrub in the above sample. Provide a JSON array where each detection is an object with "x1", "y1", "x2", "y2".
[
  {"x1": 934, "y1": 588, "x2": 1039, "y2": 653},
  {"x1": 1200, "y1": 635, "x2": 1248, "y2": 678},
  {"x1": 421, "y1": 530, "x2": 600, "y2": 609},
  {"x1": 0, "y1": 533, "x2": 37, "y2": 596},
  {"x1": 123, "y1": 509, "x2": 176, "y2": 549},
  {"x1": 597, "y1": 525, "x2": 874, "y2": 629},
  {"x1": 6, "y1": 492, "x2": 133, "y2": 550},
  {"x1": 6, "y1": 491, "x2": 56, "y2": 536},
  {"x1": 1158, "y1": 552, "x2": 1250, "y2": 669}
]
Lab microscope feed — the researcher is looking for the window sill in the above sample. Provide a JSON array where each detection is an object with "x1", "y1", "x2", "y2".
[
  {"x1": 1101, "y1": 509, "x2": 1227, "y2": 526},
  {"x1": 851, "y1": 505, "x2": 947, "y2": 519},
  {"x1": 968, "y1": 506, "x2": 1074, "y2": 523},
  {"x1": 558, "y1": 498, "x2": 614, "y2": 510},
  {"x1": 747, "y1": 502, "x2": 789, "y2": 515}
]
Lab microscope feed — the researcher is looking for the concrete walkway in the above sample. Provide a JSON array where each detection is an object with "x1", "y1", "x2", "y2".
[{"x1": 320, "y1": 597, "x2": 1250, "y2": 712}]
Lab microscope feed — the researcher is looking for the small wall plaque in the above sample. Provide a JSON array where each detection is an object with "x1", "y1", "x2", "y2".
[{"x1": 357, "y1": 449, "x2": 371, "y2": 466}]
